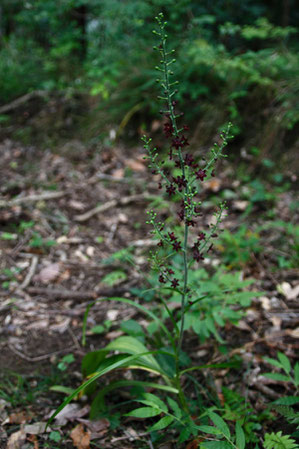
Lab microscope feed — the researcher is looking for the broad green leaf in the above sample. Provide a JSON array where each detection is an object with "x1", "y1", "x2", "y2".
[
  {"x1": 148, "y1": 415, "x2": 174, "y2": 431},
  {"x1": 47, "y1": 351, "x2": 166, "y2": 427},
  {"x1": 208, "y1": 411, "x2": 231, "y2": 439},
  {"x1": 90, "y1": 380, "x2": 178, "y2": 419},
  {"x1": 263, "y1": 373, "x2": 290, "y2": 382},
  {"x1": 90, "y1": 325, "x2": 105, "y2": 334},
  {"x1": 137, "y1": 392, "x2": 167, "y2": 413},
  {"x1": 105, "y1": 336, "x2": 161, "y2": 371},
  {"x1": 120, "y1": 319, "x2": 143, "y2": 336},
  {"x1": 125, "y1": 407, "x2": 161, "y2": 418},
  {"x1": 277, "y1": 352, "x2": 291, "y2": 374},
  {"x1": 167, "y1": 396, "x2": 182, "y2": 419},
  {"x1": 198, "y1": 425, "x2": 222, "y2": 435},
  {"x1": 235, "y1": 422, "x2": 245, "y2": 449}
]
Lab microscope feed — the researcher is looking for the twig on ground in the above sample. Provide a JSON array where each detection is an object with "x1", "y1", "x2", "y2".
[
  {"x1": 74, "y1": 193, "x2": 155, "y2": 222},
  {"x1": 8, "y1": 343, "x2": 77, "y2": 362},
  {"x1": 18, "y1": 255, "x2": 38, "y2": 290},
  {"x1": 0, "y1": 90, "x2": 48, "y2": 114},
  {"x1": 0, "y1": 191, "x2": 67, "y2": 208}
]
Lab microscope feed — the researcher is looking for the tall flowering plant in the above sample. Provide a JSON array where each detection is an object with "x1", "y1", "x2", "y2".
[{"x1": 49, "y1": 13, "x2": 234, "y2": 442}]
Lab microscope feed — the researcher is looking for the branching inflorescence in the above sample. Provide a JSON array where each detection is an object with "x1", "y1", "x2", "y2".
[{"x1": 143, "y1": 13, "x2": 233, "y2": 355}]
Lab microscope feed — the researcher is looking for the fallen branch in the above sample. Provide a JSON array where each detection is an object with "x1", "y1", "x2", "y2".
[
  {"x1": 0, "y1": 90, "x2": 48, "y2": 114},
  {"x1": 26, "y1": 286, "x2": 127, "y2": 300},
  {"x1": 0, "y1": 191, "x2": 67, "y2": 208},
  {"x1": 74, "y1": 193, "x2": 155, "y2": 222}
]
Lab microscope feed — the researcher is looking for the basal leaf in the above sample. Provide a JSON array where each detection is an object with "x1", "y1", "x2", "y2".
[{"x1": 105, "y1": 336, "x2": 161, "y2": 371}]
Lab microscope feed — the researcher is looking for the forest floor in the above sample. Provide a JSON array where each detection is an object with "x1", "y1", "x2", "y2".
[{"x1": 0, "y1": 132, "x2": 298, "y2": 449}]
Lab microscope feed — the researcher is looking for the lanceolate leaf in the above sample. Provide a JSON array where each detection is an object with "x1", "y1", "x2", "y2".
[
  {"x1": 263, "y1": 373, "x2": 291, "y2": 382},
  {"x1": 208, "y1": 411, "x2": 231, "y2": 439},
  {"x1": 235, "y1": 422, "x2": 245, "y2": 449},
  {"x1": 277, "y1": 352, "x2": 291, "y2": 375},
  {"x1": 148, "y1": 415, "x2": 174, "y2": 431},
  {"x1": 137, "y1": 392, "x2": 168, "y2": 413},
  {"x1": 125, "y1": 407, "x2": 161, "y2": 418}
]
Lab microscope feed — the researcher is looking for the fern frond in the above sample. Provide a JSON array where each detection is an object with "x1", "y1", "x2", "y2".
[{"x1": 263, "y1": 431, "x2": 299, "y2": 449}]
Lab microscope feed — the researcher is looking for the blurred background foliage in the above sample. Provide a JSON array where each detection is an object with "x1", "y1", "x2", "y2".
[{"x1": 0, "y1": 0, "x2": 298, "y2": 155}]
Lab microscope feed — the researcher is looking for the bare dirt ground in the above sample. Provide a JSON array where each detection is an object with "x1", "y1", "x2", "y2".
[{"x1": 0, "y1": 135, "x2": 298, "y2": 449}]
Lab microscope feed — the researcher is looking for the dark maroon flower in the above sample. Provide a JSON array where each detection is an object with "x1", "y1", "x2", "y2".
[
  {"x1": 157, "y1": 240, "x2": 163, "y2": 247},
  {"x1": 193, "y1": 248, "x2": 204, "y2": 262},
  {"x1": 171, "y1": 135, "x2": 189, "y2": 150},
  {"x1": 211, "y1": 233, "x2": 218, "y2": 238},
  {"x1": 186, "y1": 219, "x2": 196, "y2": 227},
  {"x1": 184, "y1": 153, "x2": 195, "y2": 167},
  {"x1": 159, "y1": 274, "x2": 166, "y2": 283},
  {"x1": 172, "y1": 240, "x2": 182, "y2": 252},
  {"x1": 178, "y1": 209, "x2": 184, "y2": 221},
  {"x1": 167, "y1": 268, "x2": 174, "y2": 275},
  {"x1": 158, "y1": 182, "x2": 162, "y2": 189},
  {"x1": 164, "y1": 122, "x2": 174, "y2": 138},
  {"x1": 173, "y1": 176, "x2": 187, "y2": 191},
  {"x1": 195, "y1": 169, "x2": 207, "y2": 181},
  {"x1": 174, "y1": 159, "x2": 181, "y2": 168},
  {"x1": 198, "y1": 232, "x2": 205, "y2": 241},
  {"x1": 168, "y1": 232, "x2": 177, "y2": 241},
  {"x1": 171, "y1": 278, "x2": 179, "y2": 288},
  {"x1": 166, "y1": 183, "x2": 176, "y2": 196}
]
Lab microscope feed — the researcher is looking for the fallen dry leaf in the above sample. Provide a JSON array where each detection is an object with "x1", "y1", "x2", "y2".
[
  {"x1": 71, "y1": 423, "x2": 91, "y2": 449},
  {"x1": 7, "y1": 428, "x2": 26, "y2": 449},
  {"x1": 277, "y1": 282, "x2": 299, "y2": 300},
  {"x1": 8, "y1": 411, "x2": 30, "y2": 424},
  {"x1": 285, "y1": 327, "x2": 299, "y2": 338},
  {"x1": 186, "y1": 438, "x2": 204, "y2": 449},
  {"x1": 51, "y1": 404, "x2": 90, "y2": 426},
  {"x1": 27, "y1": 434, "x2": 39, "y2": 449},
  {"x1": 24, "y1": 422, "x2": 47, "y2": 435},
  {"x1": 36, "y1": 263, "x2": 60, "y2": 283},
  {"x1": 77, "y1": 418, "x2": 110, "y2": 439},
  {"x1": 126, "y1": 158, "x2": 146, "y2": 172}
]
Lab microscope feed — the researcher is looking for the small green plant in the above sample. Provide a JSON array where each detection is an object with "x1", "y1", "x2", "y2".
[
  {"x1": 263, "y1": 352, "x2": 299, "y2": 393},
  {"x1": 263, "y1": 431, "x2": 299, "y2": 449},
  {"x1": 218, "y1": 225, "x2": 262, "y2": 269}
]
